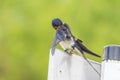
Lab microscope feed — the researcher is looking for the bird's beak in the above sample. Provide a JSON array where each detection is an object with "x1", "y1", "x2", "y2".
[{"x1": 53, "y1": 26, "x2": 58, "y2": 30}]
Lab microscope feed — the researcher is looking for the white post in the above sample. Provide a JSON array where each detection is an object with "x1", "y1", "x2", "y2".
[
  {"x1": 101, "y1": 45, "x2": 120, "y2": 80},
  {"x1": 48, "y1": 49, "x2": 101, "y2": 80}
]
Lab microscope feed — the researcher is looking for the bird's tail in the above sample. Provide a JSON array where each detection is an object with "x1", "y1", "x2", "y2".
[
  {"x1": 76, "y1": 41, "x2": 101, "y2": 58},
  {"x1": 73, "y1": 44, "x2": 101, "y2": 77}
]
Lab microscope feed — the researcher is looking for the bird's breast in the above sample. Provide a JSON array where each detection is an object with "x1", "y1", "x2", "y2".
[{"x1": 59, "y1": 40, "x2": 74, "y2": 50}]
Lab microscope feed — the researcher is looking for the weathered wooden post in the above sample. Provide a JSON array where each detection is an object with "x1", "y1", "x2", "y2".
[
  {"x1": 101, "y1": 45, "x2": 120, "y2": 80},
  {"x1": 48, "y1": 49, "x2": 101, "y2": 80}
]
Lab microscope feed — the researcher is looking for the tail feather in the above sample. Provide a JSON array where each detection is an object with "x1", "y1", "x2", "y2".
[
  {"x1": 76, "y1": 40, "x2": 101, "y2": 58},
  {"x1": 73, "y1": 44, "x2": 101, "y2": 76}
]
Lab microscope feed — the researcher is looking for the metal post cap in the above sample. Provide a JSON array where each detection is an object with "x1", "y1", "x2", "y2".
[{"x1": 103, "y1": 45, "x2": 120, "y2": 61}]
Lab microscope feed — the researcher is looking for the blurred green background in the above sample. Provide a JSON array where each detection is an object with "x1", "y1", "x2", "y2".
[{"x1": 0, "y1": 0, "x2": 120, "y2": 80}]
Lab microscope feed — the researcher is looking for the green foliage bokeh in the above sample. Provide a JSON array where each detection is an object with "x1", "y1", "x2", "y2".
[{"x1": 0, "y1": 0, "x2": 120, "y2": 80}]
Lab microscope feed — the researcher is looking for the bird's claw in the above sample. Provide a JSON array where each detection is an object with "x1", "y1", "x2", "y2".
[{"x1": 64, "y1": 49, "x2": 73, "y2": 55}]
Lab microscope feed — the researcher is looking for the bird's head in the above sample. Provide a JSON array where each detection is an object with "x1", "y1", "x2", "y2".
[{"x1": 52, "y1": 18, "x2": 63, "y2": 30}]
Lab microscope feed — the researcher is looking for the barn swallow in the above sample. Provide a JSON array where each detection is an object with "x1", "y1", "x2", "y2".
[
  {"x1": 51, "y1": 18, "x2": 101, "y2": 58},
  {"x1": 51, "y1": 18, "x2": 101, "y2": 76}
]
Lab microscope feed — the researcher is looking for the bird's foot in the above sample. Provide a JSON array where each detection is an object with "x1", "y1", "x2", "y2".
[{"x1": 64, "y1": 49, "x2": 73, "y2": 55}]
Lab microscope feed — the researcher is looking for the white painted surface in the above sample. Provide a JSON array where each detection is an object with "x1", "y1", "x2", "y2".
[
  {"x1": 101, "y1": 60, "x2": 120, "y2": 80},
  {"x1": 48, "y1": 49, "x2": 101, "y2": 80}
]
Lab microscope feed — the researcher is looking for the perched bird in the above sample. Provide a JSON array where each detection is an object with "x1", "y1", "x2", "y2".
[
  {"x1": 51, "y1": 18, "x2": 100, "y2": 58},
  {"x1": 51, "y1": 18, "x2": 101, "y2": 76}
]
